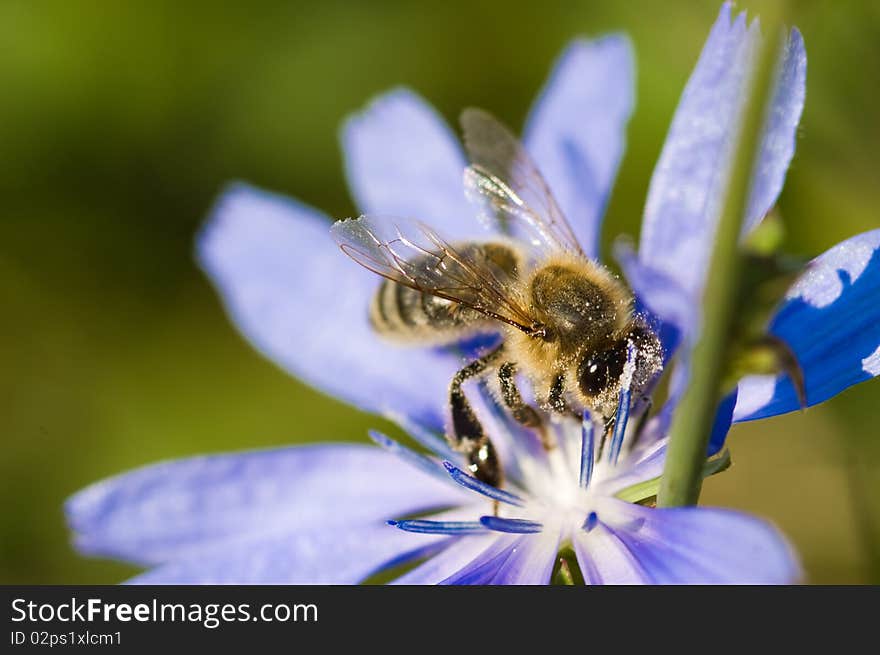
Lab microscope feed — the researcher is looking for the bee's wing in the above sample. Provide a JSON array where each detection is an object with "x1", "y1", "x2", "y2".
[
  {"x1": 461, "y1": 107, "x2": 585, "y2": 257},
  {"x1": 331, "y1": 215, "x2": 540, "y2": 334}
]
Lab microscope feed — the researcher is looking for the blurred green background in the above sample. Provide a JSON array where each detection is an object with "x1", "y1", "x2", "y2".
[{"x1": 1, "y1": 0, "x2": 878, "y2": 584}]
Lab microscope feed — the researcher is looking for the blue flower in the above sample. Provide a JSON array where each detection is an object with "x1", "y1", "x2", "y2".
[
  {"x1": 66, "y1": 4, "x2": 878, "y2": 584},
  {"x1": 66, "y1": 366, "x2": 798, "y2": 584}
]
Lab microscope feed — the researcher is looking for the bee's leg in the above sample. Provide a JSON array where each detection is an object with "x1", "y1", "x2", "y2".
[
  {"x1": 449, "y1": 347, "x2": 504, "y2": 487},
  {"x1": 548, "y1": 374, "x2": 582, "y2": 421},
  {"x1": 498, "y1": 362, "x2": 554, "y2": 451},
  {"x1": 548, "y1": 374, "x2": 567, "y2": 414},
  {"x1": 594, "y1": 414, "x2": 616, "y2": 463}
]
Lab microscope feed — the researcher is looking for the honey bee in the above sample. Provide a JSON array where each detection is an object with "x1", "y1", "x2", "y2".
[{"x1": 332, "y1": 108, "x2": 662, "y2": 487}]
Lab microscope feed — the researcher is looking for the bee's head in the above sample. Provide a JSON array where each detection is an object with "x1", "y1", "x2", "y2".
[{"x1": 576, "y1": 321, "x2": 663, "y2": 416}]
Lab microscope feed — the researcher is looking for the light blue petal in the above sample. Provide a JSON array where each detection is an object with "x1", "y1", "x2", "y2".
[
  {"x1": 735, "y1": 229, "x2": 880, "y2": 421},
  {"x1": 341, "y1": 88, "x2": 482, "y2": 240},
  {"x1": 128, "y1": 522, "x2": 448, "y2": 584},
  {"x1": 391, "y1": 532, "x2": 499, "y2": 584},
  {"x1": 575, "y1": 499, "x2": 801, "y2": 584},
  {"x1": 615, "y1": 240, "x2": 690, "y2": 358},
  {"x1": 440, "y1": 530, "x2": 560, "y2": 585},
  {"x1": 197, "y1": 182, "x2": 462, "y2": 431},
  {"x1": 622, "y1": 373, "x2": 734, "y2": 470},
  {"x1": 66, "y1": 444, "x2": 468, "y2": 566},
  {"x1": 744, "y1": 27, "x2": 806, "y2": 233},
  {"x1": 524, "y1": 36, "x2": 635, "y2": 257},
  {"x1": 573, "y1": 521, "x2": 646, "y2": 584},
  {"x1": 639, "y1": 3, "x2": 806, "y2": 299}
]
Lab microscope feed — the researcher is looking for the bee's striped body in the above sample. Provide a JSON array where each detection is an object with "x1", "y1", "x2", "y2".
[{"x1": 369, "y1": 242, "x2": 521, "y2": 344}]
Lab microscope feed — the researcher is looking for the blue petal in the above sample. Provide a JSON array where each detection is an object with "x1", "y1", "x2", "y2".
[
  {"x1": 197, "y1": 183, "x2": 462, "y2": 431},
  {"x1": 605, "y1": 366, "x2": 732, "y2": 485},
  {"x1": 615, "y1": 240, "x2": 689, "y2": 359},
  {"x1": 744, "y1": 27, "x2": 806, "y2": 234},
  {"x1": 707, "y1": 389, "x2": 737, "y2": 455},
  {"x1": 596, "y1": 438, "x2": 667, "y2": 497},
  {"x1": 639, "y1": 3, "x2": 806, "y2": 299},
  {"x1": 341, "y1": 88, "x2": 483, "y2": 240},
  {"x1": 574, "y1": 499, "x2": 800, "y2": 584},
  {"x1": 391, "y1": 533, "x2": 499, "y2": 584},
  {"x1": 66, "y1": 444, "x2": 468, "y2": 566},
  {"x1": 735, "y1": 229, "x2": 880, "y2": 421},
  {"x1": 128, "y1": 522, "x2": 449, "y2": 584},
  {"x1": 440, "y1": 531, "x2": 560, "y2": 585},
  {"x1": 524, "y1": 36, "x2": 635, "y2": 257},
  {"x1": 573, "y1": 522, "x2": 647, "y2": 584}
]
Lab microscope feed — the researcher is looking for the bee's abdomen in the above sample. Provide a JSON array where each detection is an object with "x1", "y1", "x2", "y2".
[
  {"x1": 368, "y1": 241, "x2": 521, "y2": 344},
  {"x1": 370, "y1": 280, "x2": 486, "y2": 344}
]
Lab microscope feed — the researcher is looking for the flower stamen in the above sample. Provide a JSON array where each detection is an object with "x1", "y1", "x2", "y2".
[
  {"x1": 607, "y1": 340, "x2": 638, "y2": 466},
  {"x1": 479, "y1": 516, "x2": 544, "y2": 534},
  {"x1": 388, "y1": 519, "x2": 488, "y2": 535},
  {"x1": 582, "y1": 511, "x2": 599, "y2": 532},
  {"x1": 579, "y1": 410, "x2": 596, "y2": 489},
  {"x1": 442, "y1": 461, "x2": 526, "y2": 507},
  {"x1": 368, "y1": 430, "x2": 452, "y2": 484}
]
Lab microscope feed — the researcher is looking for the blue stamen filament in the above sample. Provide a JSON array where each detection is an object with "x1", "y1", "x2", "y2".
[
  {"x1": 368, "y1": 430, "x2": 452, "y2": 484},
  {"x1": 479, "y1": 516, "x2": 543, "y2": 534},
  {"x1": 607, "y1": 341, "x2": 638, "y2": 466},
  {"x1": 388, "y1": 519, "x2": 487, "y2": 535},
  {"x1": 607, "y1": 389, "x2": 631, "y2": 466},
  {"x1": 442, "y1": 461, "x2": 526, "y2": 507},
  {"x1": 384, "y1": 413, "x2": 460, "y2": 462},
  {"x1": 579, "y1": 410, "x2": 595, "y2": 489}
]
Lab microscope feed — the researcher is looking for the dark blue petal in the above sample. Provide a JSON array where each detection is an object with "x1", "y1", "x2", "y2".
[
  {"x1": 197, "y1": 183, "x2": 461, "y2": 431},
  {"x1": 639, "y1": 4, "x2": 806, "y2": 299},
  {"x1": 65, "y1": 444, "x2": 468, "y2": 566},
  {"x1": 708, "y1": 389, "x2": 737, "y2": 455},
  {"x1": 341, "y1": 88, "x2": 484, "y2": 240},
  {"x1": 524, "y1": 36, "x2": 635, "y2": 257},
  {"x1": 574, "y1": 499, "x2": 800, "y2": 584},
  {"x1": 735, "y1": 230, "x2": 880, "y2": 421}
]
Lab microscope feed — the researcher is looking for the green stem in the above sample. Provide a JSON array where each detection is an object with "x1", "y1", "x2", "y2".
[{"x1": 658, "y1": 7, "x2": 787, "y2": 508}]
